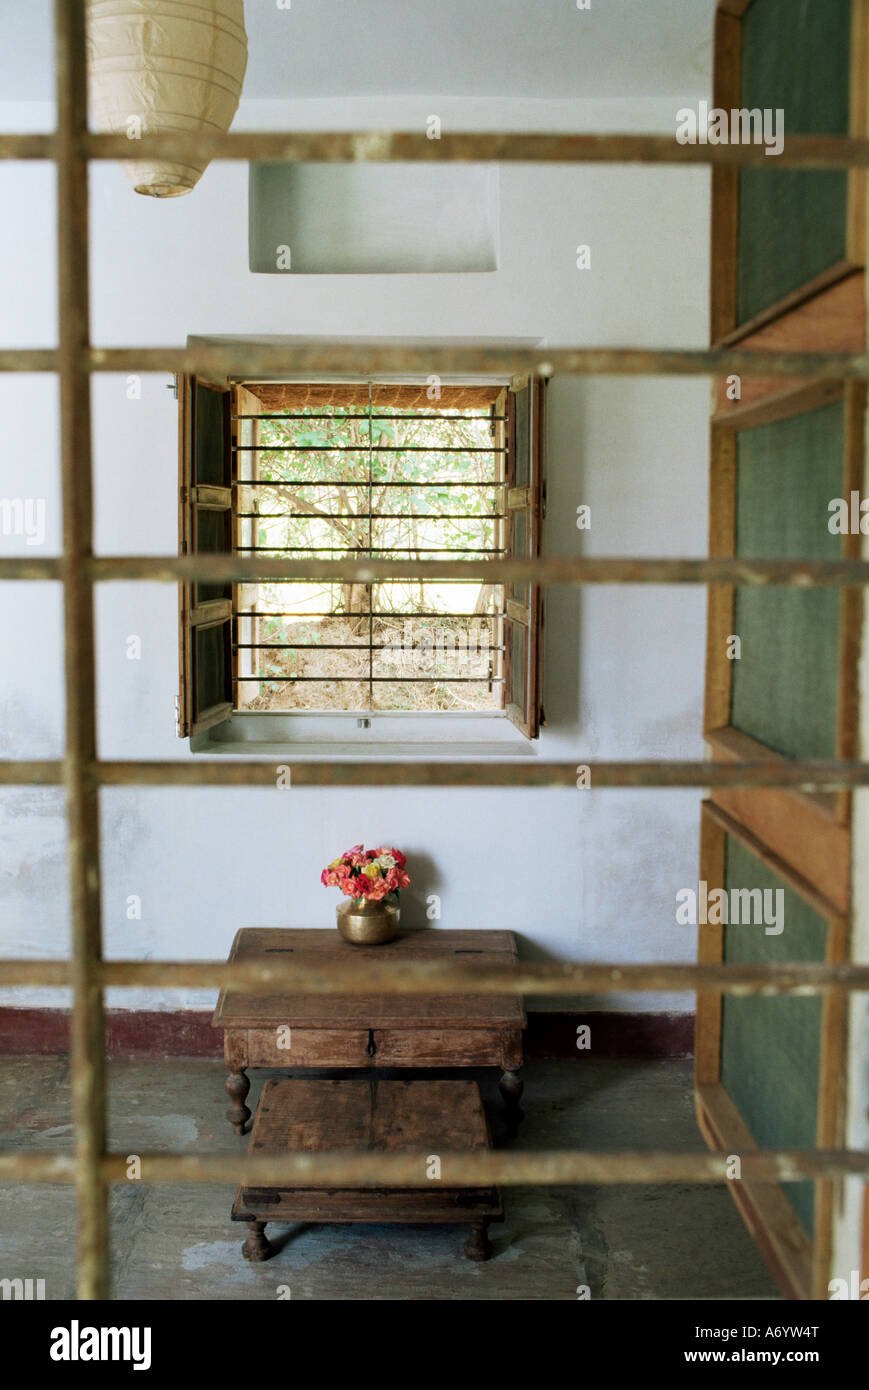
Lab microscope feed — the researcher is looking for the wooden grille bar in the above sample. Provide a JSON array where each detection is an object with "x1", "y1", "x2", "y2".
[
  {"x1": 6, "y1": 555, "x2": 869, "y2": 585},
  {"x1": 3, "y1": 759, "x2": 869, "y2": 789},
  {"x1": 0, "y1": 1149, "x2": 867, "y2": 1186},
  {"x1": 53, "y1": 0, "x2": 108, "y2": 1302},
  {"x1": 0, "y1": 959, "x2": 867, "y2": 995},
  {"x1": 1, "y1": 0, "x2": 869, "y2": 1302},
  {"x1": 5, "y1": 129, "x2": 869, "y2": 167},
  {"x1": 5, "y1": 345, "x2": 869, "y2": 377}
]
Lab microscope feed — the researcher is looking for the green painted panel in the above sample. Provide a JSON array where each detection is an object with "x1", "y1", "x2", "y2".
[
  {"x1": 195, "y1": 622, "x2": 230, "y2": 717},
  {"x1": 512, "y1": 508, "x2": 527, "y2": 606},
  {"x1": 514, "y1": 386, "x2": 530, "y2": 488},
  {"x1": 721, "y1": 835, "x2": 827, "y2": 1235},
  {"x1": 730, "y1": 400, "x2": 843, "y2": 760},
  {"x1": 195, "y1": 508, "x2": 231, "y2": 606},
  {"x1": 737, "y1": 0, "x2": 851, "y2": 323},
  {"x1": 511, "y1": 619, "x2": 526, "y2": 715},
  {"x1": 194, "y1": 383, "x2": 229, "y2": 487}
]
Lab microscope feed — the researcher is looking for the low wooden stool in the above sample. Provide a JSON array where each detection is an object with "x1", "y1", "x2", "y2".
[{"x1": 231, "y1": 1078, "x2": 503, "y2": 1263}]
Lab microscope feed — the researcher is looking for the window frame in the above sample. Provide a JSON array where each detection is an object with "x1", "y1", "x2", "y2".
[{"x1": 178, "y1": 373, "x2": 545, "y2": 748}]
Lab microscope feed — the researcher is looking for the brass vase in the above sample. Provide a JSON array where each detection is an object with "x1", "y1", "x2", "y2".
[{"x1": 337, "y1": 896, "x2": 400, "y2": 946}]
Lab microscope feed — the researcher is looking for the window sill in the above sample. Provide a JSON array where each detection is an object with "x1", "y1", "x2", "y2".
[{"x1": 190, "y1": 711, "x2": 537, "y2": 759}]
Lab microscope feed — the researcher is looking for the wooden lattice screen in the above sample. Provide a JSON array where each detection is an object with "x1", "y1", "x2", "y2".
[{"x1": 0, "y1": 0, "x2": 868, "y2": 1300}]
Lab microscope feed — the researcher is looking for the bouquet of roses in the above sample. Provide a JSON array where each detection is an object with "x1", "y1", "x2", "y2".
[{"x1": 320, "y1": 845, "x2": 411, "y2": 905}]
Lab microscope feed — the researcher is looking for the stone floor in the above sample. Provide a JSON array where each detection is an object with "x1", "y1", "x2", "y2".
[{"x1": 0, "y1": 1057, "x2": 780, "y2": 1301}]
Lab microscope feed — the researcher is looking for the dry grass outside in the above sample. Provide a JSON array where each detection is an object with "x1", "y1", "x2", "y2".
[{"x1": 240, "y1": 614, "x2": 500, "y2": 712}]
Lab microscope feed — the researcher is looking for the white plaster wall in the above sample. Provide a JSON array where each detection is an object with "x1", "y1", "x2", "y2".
[
  {"x1": 830, "y1": 386, "x2": 869, "y2": 1295},
  {"x1": 0, "y1": 91, "x2": 710, "y2": 1012}
]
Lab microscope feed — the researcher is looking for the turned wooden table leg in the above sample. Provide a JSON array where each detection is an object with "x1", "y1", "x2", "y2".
[
  {"x1": 226, "y1": 1068, "x2": 251, "y2": 1136},
  {"x1": 464, "y1": 1219, "x2": 493, "y2": 1262},
  {"x1": 499, "y1": 1068, "x2": 524, "y2": 1137},
  {"x1": 242, "y1": 1220, "x2": 273, "y2": 1262}
]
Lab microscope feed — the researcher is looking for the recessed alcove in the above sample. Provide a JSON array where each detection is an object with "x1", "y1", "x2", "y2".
[{"x1": 249, "y1": 162, "x2": 499, "y2": 274}]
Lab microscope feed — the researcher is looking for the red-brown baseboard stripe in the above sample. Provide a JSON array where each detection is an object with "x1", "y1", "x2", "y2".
[
  {"x1": 0, "y1": 1008, "x2": 694, "y2": 1060},
  {"x1": 526, "y1": 1011, "x2": 694, "y2": 1060}
]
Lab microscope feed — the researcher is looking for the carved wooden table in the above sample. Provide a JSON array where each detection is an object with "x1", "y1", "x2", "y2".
[
  {"x1": 232, "y1": 1077, "x2": 503, "y2": 1263},
  {"x1": 212, "y1": 928, "x2": 526, "y2": 1138}
]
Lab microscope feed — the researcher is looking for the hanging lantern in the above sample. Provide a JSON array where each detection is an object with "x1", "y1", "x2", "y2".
[{"x1": 87, "y1": 0, "x2": 248, "y2": 198}]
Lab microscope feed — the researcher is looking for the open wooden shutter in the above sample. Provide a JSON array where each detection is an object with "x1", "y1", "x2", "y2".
[
  {"x1": 177, "y1": 374, "x2": 234, "y2": 737},
  {"x1": 503, "y1": 376, "x2": 545, "y2": 738}
]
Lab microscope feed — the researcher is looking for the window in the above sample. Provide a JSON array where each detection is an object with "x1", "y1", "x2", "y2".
[{"x1": 178, "y1": 377, "x2": 544, "y2": 743}]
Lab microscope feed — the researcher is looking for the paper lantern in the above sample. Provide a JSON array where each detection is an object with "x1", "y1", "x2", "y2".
[{"x1": 87, "y1": 0, "x2": 248, "y2": 198}]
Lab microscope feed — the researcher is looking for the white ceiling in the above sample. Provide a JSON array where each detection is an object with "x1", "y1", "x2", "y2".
[{"x1": 2, "y1": 0, "x2": 714, "y2": 103}]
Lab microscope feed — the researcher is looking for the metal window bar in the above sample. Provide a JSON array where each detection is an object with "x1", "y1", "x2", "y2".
[
  {"x1": 233, "y1": 644, "x2": 504, "y2": 652},
  {"x1": 236, "y1": 514, "x2": 509, "y2": 520},
  {"x1": 234, "y1": 677, "x2": 504, "y2": 684},
  {"x1": 234, "y1": 617, "x2": 508, "y2": 622},
  {"x1": 235, "y1": 546, "x2": 505, "y2": 553},
  {"x1": 2, "y1": 0, "x2": 869, "y2": 1300},
  {"x1": 367, "y1": 381, "x2": 374, "y2": 709},
  {"x1": 234, "y1": 483, "x2": 508, "y2": 489},
  {"x1": 233, "y1": 413, "x2": 511, "y2": 421},
  {"x1": 233, "y1": 445, "x2": 508, "y2": 452}
]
